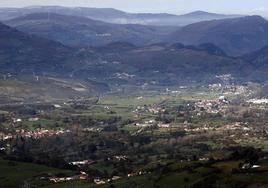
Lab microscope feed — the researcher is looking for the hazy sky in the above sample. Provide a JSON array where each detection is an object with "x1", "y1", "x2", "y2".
[{"x1": 1, "y1": 0, "x2": 268, "y2": 15}]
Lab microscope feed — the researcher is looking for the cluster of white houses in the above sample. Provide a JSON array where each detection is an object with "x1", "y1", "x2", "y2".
[
  {"x1": 195, "y1": 96, "x2": 229, "y2": 115},
  {"x1": 0, "y1": 128, "x2": 70, "y2": 141}
]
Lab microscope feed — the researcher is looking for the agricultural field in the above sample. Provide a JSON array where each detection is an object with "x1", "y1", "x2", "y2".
[{"x1": 0, "y1": 158, "x2": 72, "y2": 188}]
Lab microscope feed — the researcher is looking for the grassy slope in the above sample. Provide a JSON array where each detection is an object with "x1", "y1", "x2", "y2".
[{"x1": 0, "y1": 158, "x2": 71, "y2": 188}]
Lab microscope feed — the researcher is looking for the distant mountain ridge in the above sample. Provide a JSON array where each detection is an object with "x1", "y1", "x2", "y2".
[
  {"x1": 5, "y1": 13, "x2": 176, "y2": 47},
  {"x1": 0, "y1": 6, "x2": 243, "y2": 26},
  {"x1": 182, "y1": 11, "x2": 236, "y2": 17},
  {"x1": 2, "y1": 19, "x2": 268, "y2": 85},
  {"x1": 0, "y1": 21, "x2": 110, "y2": 96},
  {"x1": 0, "y1": 21, "x2": 74, "y2": 74},
  {"x1": 169, "y1": 15, "x2": 268, "y2": 56},
  {"x1": 6, "y1": 12, "x2": 268, "y2": 56},
  {"x1": 0, "y1": 22, "x2": 242, "y2": 84}
]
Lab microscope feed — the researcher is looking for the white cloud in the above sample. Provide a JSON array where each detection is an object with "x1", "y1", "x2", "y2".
[{"x1": 252, "y1": 7, "x2": 266, "y2": 11}]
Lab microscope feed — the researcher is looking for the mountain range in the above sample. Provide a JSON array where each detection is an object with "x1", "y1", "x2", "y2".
[
  {"x1": 0, "y1": 22, "x2": 109, "y2": 99},
  {"x1": 169, "y1": 16, "x2": 268, "y2": 56},
  {"x1": 5, "y1": 13, "x2": 175, "y2": 47},
  {"x1": 1, "y1": 20, "x2": 267, "y2": 85},
  {"x1": 0, "y1": 21, "x2": 74, "y2": 74},
  {"x1": 0, "y1": 6, "x2": 242, "y2": 26},
  {"x1": 1, "y1": 8, "x2": 268, "y2": 94},
  {"x1": 4, "y1": 13, "x2": 268, "y2": 56}
]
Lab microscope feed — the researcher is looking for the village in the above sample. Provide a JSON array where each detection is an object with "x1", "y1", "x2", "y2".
[
  {"x1": 0, "y1": 82, "x2": 268, "y2": 188},
  {"x1": 0, "y1": 128, "x2": 71, "y2": 141}
]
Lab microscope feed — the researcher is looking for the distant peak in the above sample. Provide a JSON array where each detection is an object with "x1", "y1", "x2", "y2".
[
  {"x1": 190, "y1": 10, "x2": 211, "y2": 14},
  {"x1": 182, "y1": 10, "x2": 219, "y2": 16},
  {"x1": 235, "y1": 15, "x2": 267, "y2": 23},
  {"x1": 245, "y1": 15, "x2": 265, "y2": 20}
]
